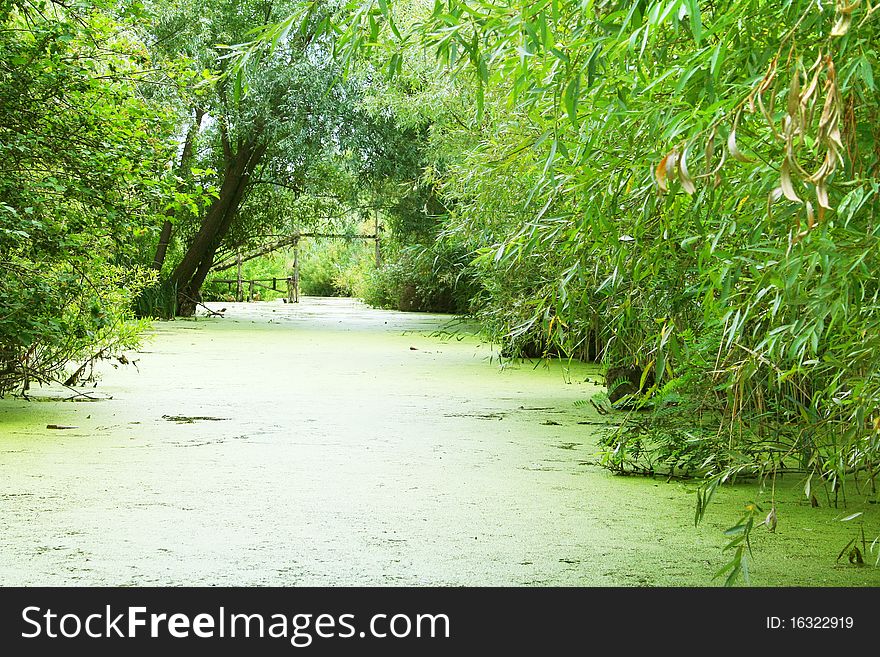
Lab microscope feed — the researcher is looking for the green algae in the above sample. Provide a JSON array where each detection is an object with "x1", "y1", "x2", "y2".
[{"x1": 0, "y1": 297, "x2": 877, "y2": 586}]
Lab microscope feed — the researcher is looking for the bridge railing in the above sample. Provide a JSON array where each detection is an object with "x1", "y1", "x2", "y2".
[{"x1": 211, "y1": 277, "x2": 299, "y2": 303}]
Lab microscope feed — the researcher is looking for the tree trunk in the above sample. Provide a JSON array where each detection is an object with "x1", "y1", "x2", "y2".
[
  {"x1": 152, "y1": 108, "x2": 205, "y2": 271},
  {"x1": 171, "y1": 139, "x2": 266, "y2": 315},
  {"x1": 151, "y1": 220, "x2": 174, "y2": 271}
]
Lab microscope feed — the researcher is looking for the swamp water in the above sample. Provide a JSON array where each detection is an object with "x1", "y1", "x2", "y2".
[{"x1": 0, "y1": 298, "x2": 877, "y2": 586}]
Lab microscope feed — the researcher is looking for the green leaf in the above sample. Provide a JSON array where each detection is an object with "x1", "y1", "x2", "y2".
[
  {"x1": 233, "y1": 67, "x2": 243, "y2": 105},
  {"x1": 542, "y1": 139, "x2": 558, "y2": 178},
  {"x1": 860, "y1": 57, "x2": 875, "y2": 91},
  {"x1": 723, "y1": 522, "x2": 748, "y2": 536},
  {"x1": 710, "y1": 40, "x2": 725, "y2": 83},
  {"x1": 387, "y1": 52, "x2": 401, "y2": 78},
  {"x1": 684, "y1": 0, "x2": 702, "y2": 44},
  {"x1": 563, "y1": 74, "x2": 580, "y2": 127},
  {"x1": 586, "y1": 44, "x2": 602, "y2": 88}
]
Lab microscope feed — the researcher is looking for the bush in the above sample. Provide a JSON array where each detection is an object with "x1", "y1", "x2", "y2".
[
  {"x1": 359, "y1": 243, "x2": 476, "y2": 313},
  {"x1": 299, "y1": 239, "x2": 373, "y2": 297}
]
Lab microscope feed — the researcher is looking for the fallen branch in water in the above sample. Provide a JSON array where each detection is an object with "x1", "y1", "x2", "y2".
[{"x1": 197, "y1": 301, "x2": 225, "y2": 317}]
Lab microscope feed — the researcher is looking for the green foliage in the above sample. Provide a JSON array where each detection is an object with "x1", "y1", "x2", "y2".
[
  {"x1": 360, "y1": 241, "x2": 476, "y2": 312},
  {"x1": 133, "y1": 279, "x2": 179, "y2": 319},
  {"x1": 299, "y1": 239, "x2": 372, "y2": 297},
  {"x1": 1, "y1": 1, "x2": 179, "y2": 393}
]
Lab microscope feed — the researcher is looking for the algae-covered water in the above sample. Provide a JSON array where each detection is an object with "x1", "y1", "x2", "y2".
[{"x1": 0, "y1": 298, "x2": 877, "y2": 586}]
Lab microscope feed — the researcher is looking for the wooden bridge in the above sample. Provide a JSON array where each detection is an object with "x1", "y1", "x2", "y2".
[
  {"x1": 210, "y1": 275, "x2": 302, "y2": 303},
  {"x1": 210, "y1": 224, "x2": 381, "y2": 303}
]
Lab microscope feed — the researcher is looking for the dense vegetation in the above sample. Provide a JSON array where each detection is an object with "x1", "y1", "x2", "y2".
[
  {"x1": 1, "y1": 0, "x2": 181, "y2": 392},
  {"x1": 2, "y1": 0, "x2": 878, "y2": 581}
]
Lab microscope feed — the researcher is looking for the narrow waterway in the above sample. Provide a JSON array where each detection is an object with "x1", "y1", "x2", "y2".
[{"x1": 0, "y1": 298, "x2": 876, "y2": 585}]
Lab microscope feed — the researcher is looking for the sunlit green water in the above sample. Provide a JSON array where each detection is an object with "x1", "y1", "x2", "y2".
[{"x1": 0, "y1": 298, "x2": 877, "y2": 585}]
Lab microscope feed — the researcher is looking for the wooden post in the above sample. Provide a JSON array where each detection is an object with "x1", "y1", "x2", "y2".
[
  {"x1": 286, "y1": 277, "x2": 294, "y2": 303},
  {"x1": 374, "y1": 210, "x2": 381, "y2": 267},
  {"x1": 248, "y1": 279, "x2": 255, "y2": 302},
  {"x1": 235, "y1": 250, "x2": 243, "y2": 302},
  {"x1": 292, "y1": 238, "x2": 300, "y2": 303}
]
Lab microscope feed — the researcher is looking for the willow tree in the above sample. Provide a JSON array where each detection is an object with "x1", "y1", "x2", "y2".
[{"x1": 147, "y1": 0, "x2": 422, "y2": 315}]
